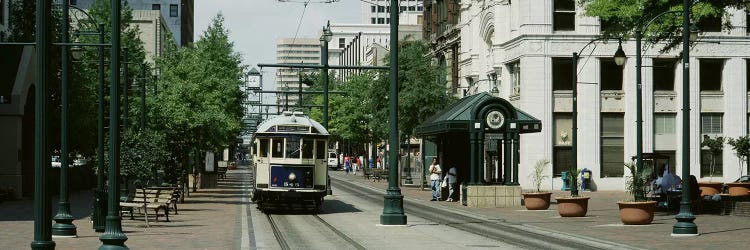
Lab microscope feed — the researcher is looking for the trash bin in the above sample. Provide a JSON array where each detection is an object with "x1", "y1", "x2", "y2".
[
  {"x1": 561, "y1": 171, "x2": 570, "y2": 191},
  {"x1": 581, "y1": 168, "x2": 592, "y2": 191},
  {"x1": 92, "y1": 189, "x2": 107, "y2": 232}
]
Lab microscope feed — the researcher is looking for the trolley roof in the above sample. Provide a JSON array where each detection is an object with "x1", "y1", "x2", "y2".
[{"x1": 255, "y1": 111, "x2": 329, "y2": 135}]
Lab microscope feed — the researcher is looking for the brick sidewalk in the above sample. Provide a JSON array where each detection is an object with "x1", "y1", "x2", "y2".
[
  {"x1": 0, "y1": 169, "x2": 250, "y2": 250},
  {"x1": 331, "y1": 170, "x2": 750, "y2": 250}
]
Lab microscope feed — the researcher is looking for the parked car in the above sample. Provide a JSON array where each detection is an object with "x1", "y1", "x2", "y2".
[
  {"x1": 328, "y1": 151, "x2": 339, "y2": 170},
  {"x1": 51, "y1": 156, "x2": 61, "y2": 168}
]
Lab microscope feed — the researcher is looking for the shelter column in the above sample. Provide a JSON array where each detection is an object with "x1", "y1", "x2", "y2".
[
  {"x1": 469, "y1": 126, "x2": 479, "y2": 185},
  {"x1": 512, "y1": 132, "x2": 520, "y2": 185},
  {"x1": 503, "y1": 133, "x2": 512, "y2": 185}
]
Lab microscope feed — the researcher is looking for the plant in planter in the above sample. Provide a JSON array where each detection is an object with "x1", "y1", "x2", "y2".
[
  {"x1": 523, "y1": 159, "x2": 552, "y2": 210},
  {"x1": 698, "y1": 135, "x2": 724, "y2": 196},
  {"x1": 617, "y1": 161, "x2": 657, "y2": 225},
  {"x1": 726, "y1": 136, "x2": 750, "y2": 196},
  {"x1": 556, "y1": 168, "x2": 590, "y2": 217}
]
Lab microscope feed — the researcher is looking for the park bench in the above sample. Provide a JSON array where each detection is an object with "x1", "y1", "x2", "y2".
[
  {"x1": 372, "y1": 169, "x2": 388, "y2": 182},
  {"x1": 120, "y1": 188, "x2": 176, "y2": 223},
  {"x1": 217, "y1": 166, "x2": 228, "y2": 179}
]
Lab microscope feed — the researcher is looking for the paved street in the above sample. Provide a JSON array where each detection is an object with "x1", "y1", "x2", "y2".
[{"x1": 1, "y1": 166, "x2": 749, "y2": 249}]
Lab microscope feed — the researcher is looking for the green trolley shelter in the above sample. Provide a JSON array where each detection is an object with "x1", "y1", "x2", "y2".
[{"x1": 416, "y1": 92, "x2": 541, "y2": 207}]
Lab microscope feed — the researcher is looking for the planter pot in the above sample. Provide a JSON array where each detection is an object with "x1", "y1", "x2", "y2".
[
  {"x1": 522, "y1": 192, "x2": 552, "y2": 210},
  {"x1": 697, "y1": 182, "x2": 724, "y2": 196},
  {"x1": 617, "y1": 201, "x2": 657, "y2": 225},
  {"x1": 555, "y1": 196, "x2": 590, "y2": 217},
  {"x1": 726, "y1": 182, "x2": 750, "y2": 196}
]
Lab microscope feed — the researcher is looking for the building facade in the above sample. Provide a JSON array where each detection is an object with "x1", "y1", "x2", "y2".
[
  {"x1": 275, "y1": 38, "x2": 320, "y2": 110},
  {"x1": 130, "y1": 9, "x2": 171, "y2": 65},
  {"x1": 428, "y1": 1, "x2": 750, "y2": 191},
  {"x1": 361, "y1": 0, "x2": 424, "y2": 25},
  {"x1": 74, "y1": 0, "x2": 194, "y2": 46}
]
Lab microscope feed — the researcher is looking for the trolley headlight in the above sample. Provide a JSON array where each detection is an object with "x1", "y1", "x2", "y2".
[{"x1": 288, "y1": 172, "x2": 296, "y2": 182}]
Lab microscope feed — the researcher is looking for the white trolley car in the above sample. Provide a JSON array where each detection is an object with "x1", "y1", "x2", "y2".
[{"x1": 250, "y1": 111, "x2": 330, "y2": 212}]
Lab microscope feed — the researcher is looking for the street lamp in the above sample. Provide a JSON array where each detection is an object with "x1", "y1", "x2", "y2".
[
  {"x1": 633, "y1": 8, "x2": 697, "y2": 203},
  {"x1": 570, "y1": 37, "x2": 625, "y2": 197},
  {"x1": 381, "y1": 0, "x2": 407, "y2": 225},
  {"x1": 51, "y1": 1, "x2": 78, "y2": 238},
  {"x1": 320, "y1": 22, "x2": 333, "y2": 129},
  {"x1": 673, "y1": 0, "x2": 698, "y2": 236}
]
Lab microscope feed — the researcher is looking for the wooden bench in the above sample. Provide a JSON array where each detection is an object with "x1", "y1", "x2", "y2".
[
  {"x1": 120, "y1": 188, "x2": 176, "y2": 223},
  {"x1": 217, "y1": 166, "x2": 228, "y2": 179},
  {"x1": 372, "y1": 169, "x2": 388, "y2": 182}
]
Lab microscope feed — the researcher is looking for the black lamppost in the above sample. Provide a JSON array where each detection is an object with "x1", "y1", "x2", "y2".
[
  {"x1": 31, "y1": 0, "x2": 54, "y2": 248},
  {"x1": 380, "y1": 0, "x2": 407, "y2": 225},
  {"x1": 99, "y1": 0, "x2": 128, "y2": 248},
  {"x1": 319, "y1": 22, "x2": 333, "y2": 129},
  {"x1": 570, "y1": 38, "x2": 626, "y2": 197},
  {"x1": 673, "y1": 0, "x2": 699, "y2": 236},
  {"x1": 52, "y1": 0, "x2": 77, "y2": 238},
  {"x1": 632, "y1": 8, "x2": 698, "y2": 202}
]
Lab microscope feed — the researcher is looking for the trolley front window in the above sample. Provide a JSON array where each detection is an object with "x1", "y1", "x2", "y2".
[
  {"x1": 272, "y1": 138, "x2": 284, "y2": 158},
  {"x1": 286, "y1": 138, "x2": 301, "y2": 159},
  {"x1": 315, "y1": 140, "x2": 326, "y2": 160},
  {"x1": 259, "y1": 139, "x2": 268, "y2": 157},
  {"x1": 302, "y1": 139, "x2": 314, "y2": 159}
]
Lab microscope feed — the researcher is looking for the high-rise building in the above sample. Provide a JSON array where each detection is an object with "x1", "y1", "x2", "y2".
[
  {"x1": 361, "y1": 0, "x2": 423, "y2": 25},
  {"x1": 74, "y1": 0, "x2": 194, "y2": 47},
  {"x1": 275, "y1": 38, "x2": 320, "y2": 110}
]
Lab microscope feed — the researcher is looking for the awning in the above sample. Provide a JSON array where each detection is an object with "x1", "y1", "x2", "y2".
[{"x1": 415, "y1": 92, "x2": 541, "y2": 136}]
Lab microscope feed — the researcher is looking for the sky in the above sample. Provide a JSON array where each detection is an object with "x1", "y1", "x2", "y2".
[{"x1": 194, "y1": 0, "x2": 361, "y2": 98}]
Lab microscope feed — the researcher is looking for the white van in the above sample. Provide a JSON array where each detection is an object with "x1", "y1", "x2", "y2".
[{"x1": 327, "y1": 151, "x2": 339, "y2": 170}]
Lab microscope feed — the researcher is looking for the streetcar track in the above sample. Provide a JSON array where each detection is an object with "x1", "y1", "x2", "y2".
[
  {"x1": 312, "y1": 214, "x2": 367, "y2": 250},
  {"x1": 266, "y1": 214, "x2": 291, "y2": 250},
  {"x1": 331, "y1": 177, "x2": 643, "y2": 250},
  {"x1": 265, "y1": 212, "x2": 365, "y2": 250}
]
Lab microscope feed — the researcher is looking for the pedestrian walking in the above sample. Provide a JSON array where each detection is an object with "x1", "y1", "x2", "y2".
[
  {"x1": 445, "y1": 166, "x2": 457, "y2": 202},
  {"x1": 344, "y1": 156, "x2": 351, "y2": 175},
  {"x1": 429, "y1": 158, "x2": 442, "y2": 201}
]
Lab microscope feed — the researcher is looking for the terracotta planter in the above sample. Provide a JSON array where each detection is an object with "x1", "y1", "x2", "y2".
[
  {"x1": 617, "y1": 201, "x2": 657, "y2": 225},
  {"x1": 555, "y1": 196, "x2": 590, "y2": 217},
  {"x1": 697, "y1": 182, "x2": 723, "y2": 196},
  {"x1": 522, "y1": 192, "x2": 552, "y2": 210},
  {"x1": 726, "y1": 182, "x2": 750, "y2": 196}
]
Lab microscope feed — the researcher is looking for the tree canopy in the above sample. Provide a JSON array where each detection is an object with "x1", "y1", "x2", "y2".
[{"x1": 582, "y1": 0, "x2": 750, "y2": 52}]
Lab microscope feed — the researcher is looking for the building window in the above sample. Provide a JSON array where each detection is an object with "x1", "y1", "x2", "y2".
[
  {"x1": 653, "y1": 59, "x2": 677, "y2": 91},
  {"x1": 553, "y1": 0, "x2": 575, "y2": 31},
  {"x1": 378, "y1": 6, "x2": 385, "y2": 13},
  {"x1": 600, "y1": 58, "x2": 623, "y2": 90},
  {"x1": 378, "y1": 18, "x2": 385, "y2": 24},
  {"x1": 371, "y1": 6, "x2": 376, "y2": 13},
  {"x1": 338, "y1": 38, "x2": 345, "y2": 49},
  {"x1": 371, "y1": 18, "x2": 376, "y2": 24},
  {"x1": 409, "y1": 6, "x2": 416, "y2": 11},
  {"x1": 386, "y1": 18, "x2": 390, "y2": 24},
  {"x1": 418, "y1": 6, "x2": 423, "y2": 11},
  {"x1": 509, "y1": 61, "x2": 520, "y2": 95},
  {"x1": 700, "y1": 113, "x2": 724, "y2": 177},
  {"x1": 654, "y1": 114, "x2": 676, "y2": 135},
  {"x1": 747, "y1": 11, "x2": 750, "y2": 33},
  {"x1": 698, "y1": 15, "x2": 722, "y2": 32},
  {"x1": 553, "y1": 113, "x2": 572, "y2": 176},
  {"x1": 169, "y1": 4, "x2": 178, "y2": 17},
  {"x1": 553, "y1": 57, "x2": 573, "y2": 91},
  {"x1": 152, "y1": 4, "x2": 160, "y2": 10},
  {"x1": 700, "y1": 59, "x2": 724, "y2": 91},
  {"x1": 601, "y1": 113, "x2": 624, "y2": 177},
  {"x1": 0, "y1": 0, "x2": 5, "y2": 25},
  {"x1": 70, "y1": 0, "x2": 77, "y2": 5}
]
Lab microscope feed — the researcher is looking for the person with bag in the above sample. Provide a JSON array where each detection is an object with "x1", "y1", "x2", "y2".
[
  {"x1": 429, "y1": 158, "x2": 442, "y2": 201},
  {"x1": 445, "y1": 166, "x2": 457, "y2": 202}
]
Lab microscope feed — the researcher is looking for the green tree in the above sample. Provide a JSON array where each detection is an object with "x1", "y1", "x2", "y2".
[
  {"x1": 582, "y1": 0, "x2": 749, "y2": 52},
  {"x1": 373, "y1": 39, "x2": 456, "y2": 140},
  {"x1": 153, "y1": 13, "x2": 244, "y2": 174}
]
